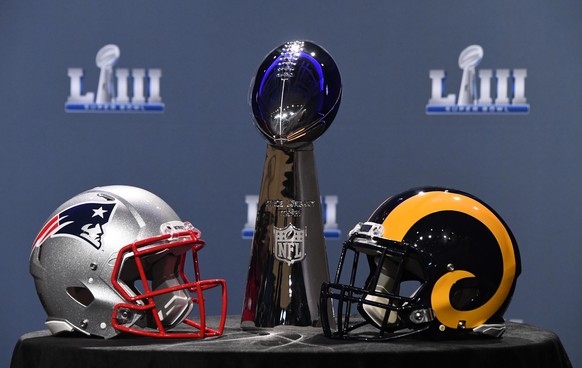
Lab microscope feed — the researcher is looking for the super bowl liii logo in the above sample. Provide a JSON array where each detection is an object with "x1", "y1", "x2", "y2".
[
  {"x1": 65, "y1": 44, "x2": 164, "y2": 113},
  {"x1": 242, "y1": 195, "x2": 340, "y2": 240},
  {"x1": 426, "y1": 45, "x2": 529, "y2": 114}
]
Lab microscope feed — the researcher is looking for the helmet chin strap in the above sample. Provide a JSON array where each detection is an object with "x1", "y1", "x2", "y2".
[
  {"x1": 362, "y1": 259, "x2": 399, "y2": 326},
  {"x1": 151, "y1": 277, "x2": 193, "y2": 328},
  {"x1": 149, "y1": 251, "x2": 194, "y2": 329},
  {"x1": 362, "y1": 289, "x2": 398, "y2": 326}
]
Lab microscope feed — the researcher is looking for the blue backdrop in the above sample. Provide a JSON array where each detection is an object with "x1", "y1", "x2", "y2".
[{"x1": 1, "y1": 1, "x2": 580, "y2": 367}]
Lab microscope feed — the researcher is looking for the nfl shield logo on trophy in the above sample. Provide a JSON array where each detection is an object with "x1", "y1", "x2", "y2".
[{"x1": 274, "y1": 224, "x2": 306, "y2": 265}]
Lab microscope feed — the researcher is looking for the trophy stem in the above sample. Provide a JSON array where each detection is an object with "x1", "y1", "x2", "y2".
[{"x1": 241, "y1": 143, "x2": 332, "y2": 328}]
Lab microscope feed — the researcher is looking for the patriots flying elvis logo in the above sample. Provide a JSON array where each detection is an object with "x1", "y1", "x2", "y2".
[{"x1": 33, "y1": 202, "x2": 117, "y2": 249}]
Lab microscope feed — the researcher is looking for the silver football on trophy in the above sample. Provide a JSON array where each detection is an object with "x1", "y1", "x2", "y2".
[{"x1": 250, "y1": 40, "x2": 342, "y2": 147}]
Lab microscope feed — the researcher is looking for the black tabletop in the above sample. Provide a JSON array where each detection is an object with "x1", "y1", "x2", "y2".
[{"x1": 11, "y1": 316, "x2": 572, "y2": 368}]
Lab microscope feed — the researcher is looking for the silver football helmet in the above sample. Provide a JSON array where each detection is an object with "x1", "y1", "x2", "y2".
[{"x1": 30, "y1": 185, "x2": 227, "y2": 338}]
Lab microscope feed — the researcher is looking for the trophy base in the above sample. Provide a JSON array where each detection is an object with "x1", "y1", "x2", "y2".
[{"x1": 241, "y1": 143, "x2": 332, "y2": 328}]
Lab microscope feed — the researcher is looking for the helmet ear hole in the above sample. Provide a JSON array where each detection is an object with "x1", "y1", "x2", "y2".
[
  {"x1": 66, "y1": 286, "x2": 95, "y2": 307},
  {"x1": 450, "y1": 278, "x2": 481, "y2": 310}
]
